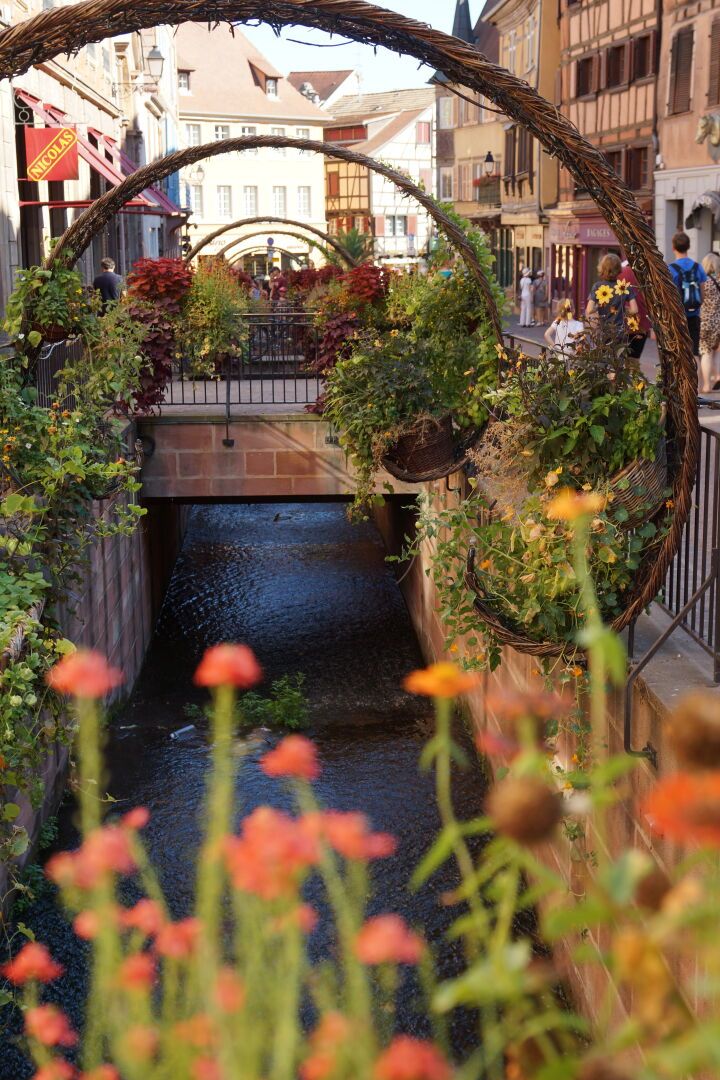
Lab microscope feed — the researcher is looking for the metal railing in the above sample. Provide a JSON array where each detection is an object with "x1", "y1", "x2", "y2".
[
  {"x1": 33, "y1": 337, "x2": 86, "y2": 409},
  {"x1": 162, "y1": 311, "x2": 322, "y2": 409}
]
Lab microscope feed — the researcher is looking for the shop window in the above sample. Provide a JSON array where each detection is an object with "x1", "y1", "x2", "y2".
[
  {"x1": 575, "y1": 55, "x2": 595, "y2": 97},
  {"x1": 668, "y1": 28, "x2": 694, "y2": 114},
  {"x1": 631, "y1": 33, "x2": 655, "y2": 81},
  {"x1": 605, "y1": 44, "x2": 628, "y2": 88},
  {"x1": 626, "y1": 146, "x2": 649, "y2": 191},
  {"x1": 709, "y1": 19, "x2": 720, "y2": 107}
]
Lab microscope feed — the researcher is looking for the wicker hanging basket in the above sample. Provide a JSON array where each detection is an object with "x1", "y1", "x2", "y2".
[
  {"x1": 382, "y1": 419, "x2": 485, "y2": 484},
  {"x1": 608, "y1": 442, "x2": 668, "y2": 529}
]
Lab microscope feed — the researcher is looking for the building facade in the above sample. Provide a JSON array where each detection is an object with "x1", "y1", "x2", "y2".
[
  {"x1": 655, "y1": 0, "x2": 720, "y2": 262},
  {"x1": 550, "y1": 0, "x2": 659, "y2": 313},
  {"x1": 175, "y1": 24, "x2": 329, "y2": 274},
  {"x1": 325, "y1": 87, "x2": 436, "y2": 265}
]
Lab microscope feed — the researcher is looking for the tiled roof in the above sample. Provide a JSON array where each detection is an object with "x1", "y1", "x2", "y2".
[
  {"x1": 287, "y1": 70, "x2": 354, "y2": 102},
  {"x1": 175, "y1": 23, "x2": 330, "y2": 123},
  {"x1": 352, "y1": 109, "x2": 426, "y2": 156},
  {"x1": 330, "y1": 87, "x2": 437, "y2": 120}
]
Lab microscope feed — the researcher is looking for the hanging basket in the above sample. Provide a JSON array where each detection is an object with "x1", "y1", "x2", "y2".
[
  {"x1": 609, "y1": 442, "x2": 668, "y2": 529},
  {"x1": 33, "y1": 323, "x2": 67, "y2": 344},
  {"x1": 381, "y1": 417, "x2": 484, "y2": 484}
]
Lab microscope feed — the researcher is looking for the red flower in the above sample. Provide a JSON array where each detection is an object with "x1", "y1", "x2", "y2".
[
  {"x1": 117, "y1": 952, "x2": 156, "y2": 990},
  {"x1": 193, "y1": 1061, "x2": 221, "y2": 1080},
  {"x1": 26, "y1": 1005, "x2": 77, "y2": 1047},
  {"x1": 1, "y1": 942, "x2": 63, "y2": 984},
  {"x1": 125, "y1": 1025, "x2": 159, "y2": 1062},
  {"x1": 224, "y1": 807, "x2": 319, "y2": 899},
  {"x1": 80, "y1": 1068, "x2": 120, "y2": 1080},
  {"x1": 121, "y1": 807, "x2": 150, "y2": 830},
  {"x1": 46, "y1": 650, "x2": 123, "y2": 699},
  {"x1": 374, "y1": 1037, "x2": 452, "y2": 1080},
  {"x1": 645, "y1": 772, "x2": 720, "y2": 846},
  {"x1": 47, "y1": 826, "x2": 136, "y2": 890},
  {"x1": 119, "y1": 898, "x2": 165, "y2": 937},
  {"x1": 155, "y1": 917, "x2": 200, "y2": 959},
  {"x1": 173, "y1": 1013, "x2": 215, "y2": 1049},
  {"x1": 32, "y1": 1062, "x2": 76, "y2": 1080},
  {"x1": 194, "y1": 644, "x2": 262, "y2": 688},
  {"x1": 301, "y1": 1013, "x2": 351, "y2": 1080},
  {"x1": 261, "y1": 735, "x2": 320, "y2": 781},
  {"x1": 355, "y1": 915, "x2": 424, "y2": 965},
  {"x1": 73, "y1": 910, "x2": 102, "y2": 941},
  {"x1": 316, "y1": 811, "x2": 396, "y2": 860},
  {"x1": 214, "y1": 967, "x2": 245, "y2": 1013}
]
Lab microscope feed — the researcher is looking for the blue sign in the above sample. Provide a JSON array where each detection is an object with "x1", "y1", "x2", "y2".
[{"x1": 267, "y1": 237, "x2": 274, "y2": 247}]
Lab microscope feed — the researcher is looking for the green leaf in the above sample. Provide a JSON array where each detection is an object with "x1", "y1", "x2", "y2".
[
  {"x1": 16, "y1": 921, "x2": 35, "y2": 941},
  {"x1": 411, "y1": 826, "x2": 459, "y2": 890},
  {"x1": 589, "y1": 424, "x2": 605, "y2": 445},
  {"x1": 27, "y1": 330, "x2": 42, "y2": 347},
  {"x1": 2, "y1": 802, "x2": 20, "y2": 821}
]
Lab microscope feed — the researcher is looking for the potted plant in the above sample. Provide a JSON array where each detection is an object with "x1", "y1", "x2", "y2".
[
  {"x1": 176, "y1": 261, "x2": 248, "y2": 379},
  {"x1": 3, "y1": 265, "x2": 97, "y2": 347}
]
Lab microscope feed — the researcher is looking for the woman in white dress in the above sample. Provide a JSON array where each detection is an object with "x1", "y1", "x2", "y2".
[
  {"x1": 519, "y1": 268, "x2": 534, "y2": 326},
  {"x1": 544, "y1": 300, "x2": 585, "y2": 356}
]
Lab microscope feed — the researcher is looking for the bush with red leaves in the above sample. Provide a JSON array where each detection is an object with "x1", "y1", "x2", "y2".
[
  {"x1": 286, "y1": 265, "x2": 343, "y2": 298},
  {"x1": 125, "y1": 258, "x2": 194, "y2": 413},
  {"x1": 229, "y1": 268, "x2": 253, "y2": 292},
  {"x1": 342, "y1": 264, "x2": 388, "y2": 305}
]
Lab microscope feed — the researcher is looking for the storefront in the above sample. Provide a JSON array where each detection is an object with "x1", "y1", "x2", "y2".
[
  {"x1": 501, "y1": 216, "x2": 546, "y2": 305},
  {"x1": 655, "y1": 166, "x2": 720, "y2": 262},
  {"x1": 549, "y1": 213, "x2": 621, "y2": 315}
]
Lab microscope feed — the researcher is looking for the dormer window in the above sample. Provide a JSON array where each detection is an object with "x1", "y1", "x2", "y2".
[
  {"x1": 178, "y1": 70, "x2": 190, "y2": 92},
  {"x1": 266, "y1": 77, "x2": 278, "y2": 98}
]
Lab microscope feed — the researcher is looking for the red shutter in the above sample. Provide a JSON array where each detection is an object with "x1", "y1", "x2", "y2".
[
  {"x1": 407, "y1": 215, "x2": 418, "y2": 235},
  {"x1": 648, "y1": 29, "x2": 658, "y2": 75},
  {"x1": 419, "y1": 168, "x2": 432, "y2": 191},
  {"x1": 670, "y1": 29, "x2": 694, "y2": 114},
  {"x1": 709, "y1": 19, "x2": 720, "y2": 106},
  {"x1": 374, "y1": 215, "x2": 385, "y2": 236}
]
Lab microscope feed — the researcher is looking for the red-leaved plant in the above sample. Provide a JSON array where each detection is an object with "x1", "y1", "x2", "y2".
[{"x1": 125, "y1": 259, "x2": 194, "y2": 413}]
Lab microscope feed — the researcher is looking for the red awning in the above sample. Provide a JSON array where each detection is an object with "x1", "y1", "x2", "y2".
[{"x1": 15, "y1": 90, "x2": 181, "y2": 216}]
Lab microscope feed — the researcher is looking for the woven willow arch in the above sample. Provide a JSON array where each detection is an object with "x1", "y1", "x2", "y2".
[
  {"x1": 231, "y1": 242, "x2": 302, "y2": 264},
  {"x1": 1, "y1": 0, "x2": 697, "y2": 645},
  {"x1": 185, "y1": 215, "x2": 358, "y2": 267},
  {"x1": 219, "y1": 230, "x2": 332, "y2": 264}
]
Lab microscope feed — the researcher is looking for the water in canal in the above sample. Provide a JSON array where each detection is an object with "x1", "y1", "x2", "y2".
[{"x1": 0, "y1": 503, "x2": 489, "y2": 1074}]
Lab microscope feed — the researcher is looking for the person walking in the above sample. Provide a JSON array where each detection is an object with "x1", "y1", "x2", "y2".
[
  {"x1": 585, "y1": 252, "x2": 638, "y2": 335},
  {"x1": 699, "y1": 252, "x2": 720, "y2": 392},
  {"x1": 519, "y1": 267, "x2": 534, "y2": 326},
  {"x1": 533, "y1": 270, "x2": 549, "y2": 325},
  {"x1": 618, "y1": 257, "x2": 651, "y2": 360},
  {"x1": 544, "y1": 300, "x2": 584, "y2": 356},
  {"x1": 668, "y1": 231, "x2": 706, "y2": 358},
  {"x1": 92, "y1": 257, "x2": 123, "y2": 311}
]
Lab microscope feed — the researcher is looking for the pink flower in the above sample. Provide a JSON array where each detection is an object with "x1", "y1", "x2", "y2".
[
  {"x1": 374, "y1": 1037, "x2": 452, "y2": 1080},
  {"x1": 154, "y1": 917, "x2": 200, "y2": 959},
  {"x1": 1, "y1": 942, "x2": 63, "y2": 984},
  {"x1": 194, "y1": 644, "x2": 262, "y2": 688},
  {"x1": 26, "y1": 1005, "x2": 77, "y2": 1047},
  {"x1": 301, "y1": 1013, "x2": 352, "y2": 1080},
  {"x1": 46, "y1": 650, "x2": 123, "y2": 698},
  {"x1": 47, "y1": 826, "x2": 136, "y2": 890},
  {"x1": 355, "y1": 915, "x2": 424, "y2": 965},
  {"x1": 261, "y1": 735, "x2": 320, "y2": 781}
]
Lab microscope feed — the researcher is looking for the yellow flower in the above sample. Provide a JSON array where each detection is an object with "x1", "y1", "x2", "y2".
[
  {"x1": 568, "y1": 369, "x2": 575, "y2": 377},
  {"x1": 626, "y1": 315, "x2": 640, "y2": 333},
  {"x1": 448, "y1": 643, "x2": 459, "y2": 653},
  {"x1": 635, "y1": 381, "x2": 645, "y2": 391},
  {"x1": 389, "y1": 328, "x2": 399, "y2": 337},
  {"x1": 547, "y1": 487, "x2": 607, "y2": 521},
  {"x1": 665, "y1": 498, "x2": 674, "y2": 509},
  {"x1": 479, "y1": 558, "x2": 492, "y2": 570},
  {"x1": 555, "y1": 466, "x2": 563, "y2": 475},
  {"x1": 495, "y1": 343, "x2": 508, "y2": 360},
  {"x1": 614, "y1": 279, "x2": 631, "y2": 296},
  {"x1": 594, "y1": 284, "x2": 614, "y2": 306},
  {"x1": 545, "y1": 470, "x2": 560, "y2": 489},
  {"x1": 404, "y1": 662, "x2": 480, "y2": 699},
  {"x1": 373, "y1": 339, "x2": 382, "y2": 348}
]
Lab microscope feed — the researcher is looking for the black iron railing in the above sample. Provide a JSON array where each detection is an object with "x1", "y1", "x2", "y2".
[{"x1": 33, "y1": 337, "x2": 86, "y2": 409}]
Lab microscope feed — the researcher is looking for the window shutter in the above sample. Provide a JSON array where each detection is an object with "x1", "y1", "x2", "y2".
[
  {"x1": 709, "y1": 19, "x2": 720, "y2": 106},
  {"x1": 622, "y1": 43, "x2": 630, "y2": 84},
  {"x1": 407, "y1": 215, "x2": 418, "y2": 235},
  {"x1": 670, "y1": 29, "x2": 694, "y2": 113},
  {"x1": 648, "y1": 29, "x2": 659, "y2": 75},
  {"x1": 504, "y1": 126, "x2": 516, "y2": 178},
  {"x1": 592, "y1": 51, "x2": 603, "y2": 93},
  {"x1": 374, "y1": 216, "x2": 385, "y2": 237}
]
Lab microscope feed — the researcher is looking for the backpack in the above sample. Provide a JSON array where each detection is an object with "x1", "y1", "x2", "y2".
[{"x1": 671, "y1": 261, "x2": 702, "y2": 315}]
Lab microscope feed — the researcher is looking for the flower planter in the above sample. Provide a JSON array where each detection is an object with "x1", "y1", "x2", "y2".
[
  {"x1": 34, "y1": 322, "x2": 68, "y2": 343},
  {"x1": 384, "y1": 415, "x2": 455, "y2": 476},
  {"x1": 609, "y1": 442, "x2": 668, "y2": 529}
]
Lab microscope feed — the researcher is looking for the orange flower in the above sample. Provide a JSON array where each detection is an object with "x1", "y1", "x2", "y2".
[
  {"x1": 224, "y1": 807, "x2": 319, "y2": 899},
  {"x1": 47, "y1": 826, "x2": 136, "y2": 890},
  {"x1": 73, "y1": 910, "x2": 103, "y2": 941},
  {"x1": 155, "y1": 917, "x2": 200, "y2": 959},
  {"x1": 271, "y1": 903, "x2": 318, "y2": 935},
  {"x1": 119, "y1": 898, "x2": 165, "y2": 937},
  {"x1": 301, "y1": 1013, "x2": 352, "y2": 1080},
  {"x1": 546, "y1": 487, "x2": 606, "y2": 521},
  {"x1": 121, "y1": 807, "x2": 150, "y2": 830},
  {"x1": 374, "y1": 1036, "x2": 452, "y2": 1080},
  {"x1": 193, "y1": 1061, "x2": 221, "y2": 1080},
  {"x1": 173, "y1": 1013, "x2": 215, "y2": 1049},
  {"x1": 355, "y1": 915, "x2": 424, "y2": 965},
  {"x1": 125, "y1": 1025, "x2": 159, "y2": 1062},
  {"x1": 404, "y1": 662, "x2": 480, "y2": 699},
  {"x1": 25, "y1": 1005, "x2": 77, "y2": 1047},
  {"x1": 31, "y1": 1062, "x2": 75, "y2": 1080},
  {"x1": 316, "y1": 810, "x2": 396, "y2": 860},
  {"x1": 261, "y1": 735, "x2": 320, "y2": 781},
  {"x1": 1, "y1": 942, "x2": 63, "y2": 984},
  {"x1": 645, "y1": 772, "x2": 720, "y2": 846},
  {"x1": 117, "y1": 952, "x2": 156, "y2": 990},
  {"x1": 194, "y1": 644, "x2": 262, "y2": 688},
  {"x1": 46, "y1": 649, "x2": 123, "y2": 699},
  {"x1": 80, "y1": 1068, "x2": 120, "y2": 1080},
  {"x1": 215, "y1": 967, "x2": 246, "y2": 1013}
]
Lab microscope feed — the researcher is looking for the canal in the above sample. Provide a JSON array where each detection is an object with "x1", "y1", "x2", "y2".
[{"x1": 0, "y1": 502, "x2": 489, "y2": 1074}]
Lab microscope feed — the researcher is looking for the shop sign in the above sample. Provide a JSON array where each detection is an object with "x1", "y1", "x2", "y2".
[
  {"x1": 577, "y1": 219, "x2": 617, "y2": 246},
  {"x1": 24, "y1": 127, "x2": 78, "y2": 182},
  {"x1": 549, "y1": 218, "x2": 579, "y2": 245}
]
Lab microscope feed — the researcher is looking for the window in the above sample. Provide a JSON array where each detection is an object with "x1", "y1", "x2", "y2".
[
  {"x1": 86, "y1": 42, "x2": 97, "y2": 62},
  {"x1": 439, "y1": 166, "x2": 453, "y2": 199},
  {"x1": 186, "y1": 183, "x2": 203, "y2": 216},
  {"x1": 273, "y1": 185, "x2": 287, "y2": 216},
  {"x1": 297, "y1": 186, "x2": 312, "y2": 217},
  {"x1": 517, "y1": 128, "x2": 533, "y2": 174},
  {"x1": 605, "y1": 149, "x2": 623, "y2": 177},
  {"x1": 328, "y1": 172, "x2": 340, "y2": 198},
  {"x1": 504, "y1": 127, "x2": 516, "y2": 179},
  {"x1": 214, "y1": 124, "x2": 230, "y2": 141},
  {"x1": 710, "y1": 19, "x2": 720, "y2": 106},
  {"x1": 669, "y1": 28, "x2": 694, "y2": 114},
  {"x1": 387, "y1": 216, "x2": 407, "y2": 237},
  {"x1": 243, "y1": 186, "x2": 258, "y2": 215},
  {"x1": 266, "y1": 77, "x2": 278, "y2": 97},
  {"x1": 438, "y1": 97, "x2": 454, "y2": 129},
  {"x1": 103, "y1": 46, "x2": 111, "y2": 74},
  {"x1": 575, "y1": 55, "x2": 595, "y2": 97},
  {"x1": 271, "y1": 127, "x2": 286, "y2": 155},
  {"x1": 217, "y1": 185, "x2": 232, "y2": 218},
  {"x1": 240, "y1": 125, "x2": 258, "y2": 154},
  {"x1": 416, "y1": 121, "x2": 431, "y2": 144},
  {"x1": 178, "y1": 70, "x2": 191, "y2": 91},
  {"x1": 605, "y1": 43, "x2": 628, "y2": 88},
  {"x1": 458, "y1": 163, "x2": 471, "y2": 201},
  {"x1": 631, "y1": 34, "x2": 655, "y2": 81},
  {"x1": 185, "y1": 123, "x2": 201, "y2": 146},
  {"x1": 524, "y1": 14, "x2": 537, "y2": 71},
  {"x1": 626, "y1": 146, "x2": 649, "y2": 190}
]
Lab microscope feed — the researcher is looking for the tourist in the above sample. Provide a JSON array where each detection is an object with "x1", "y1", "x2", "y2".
[
  {"x1": 699, "y1": 252, "x2": 720, "y2": 392},
  {"x1": 250, "y1": 276, "x2": 264, "y2": 302},
  {"x1": 533, "y1": 270, "x2": 549, "y2": 325},
  {"x1": 519, "y1": 267, "x2": 534, "y2": 326},
  {"x1": 668, "y1": 231, "x2": 706, "y2": 358},
  {"x1": 269, "y1": 266, "x2": 287, "y2": 304},
  {"x1": 585, "y1": 252, "x2": 638, "y2": 334},
  {"x1": 92, "y1": 256, "x2": 123, "y2": 311},
  {"x1": 544, "y1": 300, "x2": 584, "y2": 356},
  {"x1": 618, "y1": 256, "x2": 651, "y2": 359}
]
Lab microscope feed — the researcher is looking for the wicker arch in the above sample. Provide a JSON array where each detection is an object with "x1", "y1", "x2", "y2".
[
  {"x1": 1, "y1": 0, "x2": 697, "y2": 646},
  {"x1": 185, "y1": 216, "x2": 358, "y2": 267},
  {"x1": 219, "y1": 230, "x2": 332, "y2": 264},
  {"x1": 230, "y1": 242, "x2": 304, "y2": 265},
  {"x1": 47, "y1": 136, "x2": 504, "y2": 339}
]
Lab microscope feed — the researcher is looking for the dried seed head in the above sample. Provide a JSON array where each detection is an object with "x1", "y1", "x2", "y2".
[
  {"x1": 634, "y1": 866, "x2": 672, "y2": 912},
  {"x1": 666, "y1": 691, "x2": 720, "y2": 769},
  {"x1": 485, "y1": 776, "x2": 563, "y2": 844}
]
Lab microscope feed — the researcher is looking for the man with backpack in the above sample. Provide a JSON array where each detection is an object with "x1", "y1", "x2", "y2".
[{"x1": 669, "y1": 231, "x2": 707, "y2": 357}]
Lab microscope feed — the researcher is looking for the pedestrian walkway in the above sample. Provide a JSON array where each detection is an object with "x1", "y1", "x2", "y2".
[{"x1": 503, "y1": 314, "x2": 660, "y2": 380}]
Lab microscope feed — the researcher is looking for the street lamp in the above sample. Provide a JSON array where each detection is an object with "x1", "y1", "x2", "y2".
[
  {"x1": 145, "y1": 45, "x2": 165, "y2": 82},
  {"x1": 484, "y1": 151, "x2": 496, "y2": 177},
  {"x1": 188, "y1": 164, "x2": 205, "y2": 184}
]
